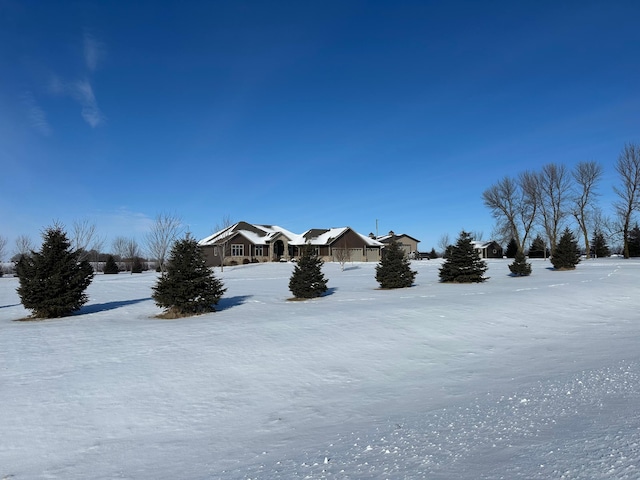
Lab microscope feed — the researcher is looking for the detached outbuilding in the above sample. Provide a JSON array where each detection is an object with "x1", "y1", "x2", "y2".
[
  {"x1": 472, "y1": 240, "x2": 504, "y2": 259},
  {"x1": 374, "y1": 231, "x2": 421, "y2": 257}
]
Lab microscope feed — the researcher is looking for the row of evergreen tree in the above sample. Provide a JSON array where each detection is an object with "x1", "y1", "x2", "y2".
[
  {"x1": 13, "y1": 226, "x2": 582, "y2": 320},
  {"x1": 504, "y1": 229, "x2": 615, "y2": 259}
]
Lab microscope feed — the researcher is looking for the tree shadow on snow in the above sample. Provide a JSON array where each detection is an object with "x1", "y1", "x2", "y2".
[
  {"x1": 0, "y1": 304, "x2": 20, "y2": 309},
  {"x1": 343, "y1": 265, "x2": 361, "y2": 271},
  {"x1": 322, "y1": 287, "x2": 338, "y2": 297},
  {"x1": 216, "y1": 295, "x2": 253, "y2": 312},
  {"x1": 78, "y1": 298, "x2": 152, "y2": 315}
]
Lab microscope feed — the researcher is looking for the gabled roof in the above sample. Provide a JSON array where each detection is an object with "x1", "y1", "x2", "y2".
[
  {"x1": 377, "y1": 233, "x2": 421, "y2": 243},
  {"x1": 291, "y1": 227, "x2": 383, "y2": 247},
  {"x1": 198, "y1": 222, "x2": 296, "y2": 246},
  {"x1": 472, "y1": 240, "x2": 501, "y2": 249}
]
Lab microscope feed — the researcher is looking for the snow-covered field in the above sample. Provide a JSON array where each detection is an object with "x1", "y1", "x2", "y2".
[{"x1": 1, "y1": 258, "x2": 639, "y2": 479}]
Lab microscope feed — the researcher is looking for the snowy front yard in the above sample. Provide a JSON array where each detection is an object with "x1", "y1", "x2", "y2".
[{"x1": 1, "y1": 259, "x2": 639, "y2": 479}]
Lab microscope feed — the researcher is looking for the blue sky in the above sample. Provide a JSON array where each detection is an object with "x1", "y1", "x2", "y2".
[{"x1": 1, "y1": 1, "x2": 639, "y2": 255}]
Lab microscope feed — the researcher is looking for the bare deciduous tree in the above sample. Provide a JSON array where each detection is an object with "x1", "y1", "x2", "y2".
[
  {"x1": 146, "y1": 212, "x2": 183, "y2": 275},
  {"x1": 89, "y1": 236, "x2": 106, "y2": 272},
  {"x1": 333, "y1": 238, "x2": 352, "y2": 271},
  {"x1": 0, "y1": 235, "x2": 7, "y2": 262},
  {"x1": 437, "y1": 233, "x2": 451, "y2": 257},
  {"x1": 213, "y1": 214, "x2": 234, "y2": 271},
  {"x1": 536, "y1": 163, "x2": 572, "y2": 255},
  {"x1": 14, "y1": 235, "x2": 35, "y2": 259},
  {"x1": 71, "y1": 219, "x2": 100, "y2": 261},
  {"x1": 613, "y1": 143, "x2": 640, "y2": 259},
  {"x1": 482, "y1": 172, "x2": 538, "y2": 252},
  {"x1": 571, "y1": 161, "x2": 603, "y2": 258},
  {"x1": 126, "y1": 238, "x2": 141, "y2": 274},
  {"x1": 111, "y1": 236, "x2": 129, "y2": 270},
  {"x1": 470, "y1": 231, "x2": 484, "y2": 242}
]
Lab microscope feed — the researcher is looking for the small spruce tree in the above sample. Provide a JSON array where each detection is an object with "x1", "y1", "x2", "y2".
[
  {"x1": 103, "y1": 255, "x2": 119, "y2": 274},
  {"x1": 528, "y1": 235, "x2": 548, "y2": 258},
  {"x1": 550, "y1": 228, "x2": 581, "y2": 270},
  {"x1": 131, "y1": 256, "x2": 144, "y2": 273},
  {"x1": 375, "y1": 239, "x2": 417, "y2": 288},
  {"x1": 505, "y1": 238, "x2": 518, "y2": 258},
  {"x1": 439, "y1": 231, "x2": 488, "y2": 283},
  {"x1": 591, "y1": 230, "x2": 610, "y2": 258},
  {"x1": 152, "y1": 234, "x2": 226, "y2": 317},
  {"x1": 628, "y1": 224, "x2": 640, "y2": 257},
  {"x1": 509, "y1": 249, "x2": 532, "y2": 276},
  {"x1": 289, "y1": 245, "x2": 328, "y2": 299},
  {"x1": 429, "y1": 247, "x2": 437, "y2": 259},
  {"x1": 16, "y1": 225, "x2": 94, "y2": 318}
]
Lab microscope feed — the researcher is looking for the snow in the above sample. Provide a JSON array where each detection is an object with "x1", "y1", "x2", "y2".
[{"x1": 1, "y1": 258, "x2": 639, "y2": 479}]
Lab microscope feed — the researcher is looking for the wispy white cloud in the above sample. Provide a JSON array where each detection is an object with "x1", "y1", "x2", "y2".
[
  {"x1": 22, "y1": 91, "x2": 52, "y2": 136},
  {"x1": 45, "y1": 33, "x2": 106, "y2": 128},
  {"x1": 48, "y1": 74, "x2": 65, "y2": 96},
  {"x1": 47, "y1": 76, "x2": 105, "y2": 128},
  {"x1": 83, "y1": 31, "x2": 104, "y2": 72},
  {"x1": 96, "y1": 208, "x2": 155, "y2": 243},
  {"x1": 72, "y1": 79, "x2": 104, "y2": 128}
]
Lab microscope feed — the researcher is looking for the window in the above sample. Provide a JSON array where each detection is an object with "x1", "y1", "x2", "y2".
[
  {"x1": 255, "y1": 245, "x2": 263, "y2": 256},
  {"x1": 231, "y1": 244, "x2": 244, "y2": 256}
]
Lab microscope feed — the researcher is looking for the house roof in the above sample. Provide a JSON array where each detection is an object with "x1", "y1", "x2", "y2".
[
  {"x1": 472, "y1": 240, "x2": 501, "y2": 249},
  {"x1": 376, "y1": 233, "x2": 421, "y2": 243},
  {"x1": 198, "y1": 222, "x2": 296, "y2": 246},
  {"x1": 291, "y1": 227, "x2": 383, "y2": 247},
  {"x1": 198, "y1": 222, "x2": 383, "y2": 248}
]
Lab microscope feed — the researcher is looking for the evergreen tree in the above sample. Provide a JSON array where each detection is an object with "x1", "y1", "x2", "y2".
[
  {"x1": 591, "y1": 230, "x2": 610, "y2": 258},
  {"x1": 103, "y1": 255, "x2": 120, "y2": 274},
  {"x1": 550, "y1": 228, "x2": 581, "y2": 270},
  {"x1": 628, "y1": 224, "x2": 640, "y2": 257},
  {"x1": 16, "y1": 225, "x2": 94, "y2": 318},
  {"x1": 376, "y1": 239, "x2": 417, "y2": 288},
  {"x1": 429, "y1": 247, "x2": 437, "y2": 259},
  {"x1": 505, "y1": 238, "x2": 518, "y2": 258},
  {"x1": 528, "y1": 235, "x2": 548, "y2": 258},
  {"x1": 439, "y1": 231, "x2": 488, "y2": 283},
  {"x1": 289, "y1": 245, "x2": 328, "y2": 299},
  {"x1": 131, "y1": 256, "x2": 144, "y2": 273},
  {"x1": 509, "y1": 249, "x2": 532, "y2": 276},
  {"x1": 152, "y1": 234, "x2": 226, "y2": 316}
]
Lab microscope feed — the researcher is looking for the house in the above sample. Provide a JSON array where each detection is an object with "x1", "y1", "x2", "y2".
[
  {"x1": 472, "y1": 240, "x2": 503, "y2": 259},
  {"x1": 374, "y1": 231, "x2": 421, "y2": 256},
  {"x1": 291, "y1": 227, "x2": 384, "y2": 263},
  {"x1": 198, "y1": 221, "x2": 297, "y2": 267},
  {"x1": 198, "y1": 222, "x2": 384, "y2": 267}
]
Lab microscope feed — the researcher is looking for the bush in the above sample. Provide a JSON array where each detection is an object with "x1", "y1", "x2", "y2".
[
  {"x1": 375, "y1": 239, "x2": 417, "y2": 288},
  {"x1": 289, "y1": 246, "x2": 328, "y2": 299},
  {"x1": 15, "y1": 225, "x2": 94, "y2": 318},
  {"x1": 152, "y1": 234, "x2": 226, "y2": 317}
]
